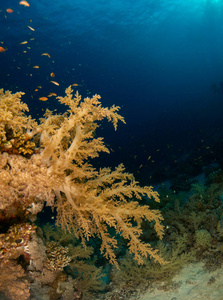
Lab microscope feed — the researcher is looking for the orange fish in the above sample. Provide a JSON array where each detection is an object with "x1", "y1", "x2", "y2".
[
  {"x1": 41, "y1": 52, "x2": 50, "y2": 58},
  {"x1": 71, "y1": 83, "x2": 78, "y2": 87},
  {"x1": 39, "y1": 97, "x2": 48, "y2": 101},
  {"x1": 27, "y1": 26, "x2": 35, "y2": 31},
  {"x1": 20, "y1": 41, "x2": 28, "y2": 44},
  {"x1": 50, "y1": 81, "x2": 59, "y2": 86},
  {"x1": 19, "y1": 1, "x2": 30, "y2": 7},
  {"x1": 0, "y1": 47, "x2": 6, "y2": 52},
  {"x1": 33, "y1": 65, "x2": 39, "y2": 69},
  {"x1": 6, "y1": 8, "x2": 13, "y2": 13},
  {"x1": 50, "y1": 72, "x2": 55, "y2": 78},
  {"x1": 48, "y1": 93, "x2": 57, "y2": 97}
]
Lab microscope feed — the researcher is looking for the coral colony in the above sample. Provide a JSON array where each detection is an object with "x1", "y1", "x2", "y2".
[{"x1": 0, "y1": 87, "x2": 164, "y2": 299}]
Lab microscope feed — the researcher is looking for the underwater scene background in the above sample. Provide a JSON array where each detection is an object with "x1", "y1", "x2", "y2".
[
  {"x1": 1, "y1": 0, "x2": 223, "y2": 299},
  {"x1": 2, "y1": 0, "x2": 223, "y2": 184}
]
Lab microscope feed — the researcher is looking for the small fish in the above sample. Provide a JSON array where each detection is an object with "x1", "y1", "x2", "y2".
[
  {"x1": 39, "y1": 97, "x2": 48, "y2": 101},
  {"x1": 33, "y1": 65, "x2": 39, "y2": 68},
  {"x1": 41, "y1": 52, "x2": 50, "y2": 58},
  {"x1": 0, "y1": 46, "x2": 6, "y2": 52},
  {"x1": 50, "y1": 81, "x2": 59, "y2": 86},
  {"x1": 71, "y1": 83, "x2": 79, "y2": 87},
  {"x1": 20, "y1": 41, "x2": 28, "y2": 44},
  {"x1": 6, "y1": 8, "x2": 13, "y2": 13},
  {"x1": 50, "y1": 72, "x2": 55, "y2": 78},
  {"x1": 19, "y1": 1, "x2": 30, "y2": 7},
  {"x1": 48, "y1": 92, "x2": 57, "y2": 97},
  {"x1": 27, "y1": 26, "x2": 35, "y2": 31}
]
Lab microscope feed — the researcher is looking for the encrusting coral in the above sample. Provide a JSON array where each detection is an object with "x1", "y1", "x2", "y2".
[
  {"x1": 0, "y1": 261, "x2": 30, "y2": 300},
  {"x1": 0, "y1": 86, "x2": 164, "y2": 267}
]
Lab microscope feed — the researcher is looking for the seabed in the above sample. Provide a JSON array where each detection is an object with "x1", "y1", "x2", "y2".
[{"x1": 134, "y1": 262, "x2": 223, "y2": 300}]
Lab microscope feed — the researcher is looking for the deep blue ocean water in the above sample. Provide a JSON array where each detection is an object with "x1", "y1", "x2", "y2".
[{"x1": 1, "y1": 0, "x2": 223, "y2": 185}]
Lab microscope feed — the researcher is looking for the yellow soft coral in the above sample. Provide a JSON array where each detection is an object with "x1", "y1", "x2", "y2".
[
  {"x1": 38, "y1": 86, "x2": 164, "y2": 266},
  {"x1": 0, "y1": 89, "x2": 38, "y2": 156},
  {"x1": 0, "y1": 86, "x2": 165, "y2": 266}
]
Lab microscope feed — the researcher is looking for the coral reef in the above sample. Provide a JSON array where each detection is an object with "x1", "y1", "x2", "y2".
[
  {"x1": 104, "y1": 166, "x2": 223, "y2": 299},
  {"x1": 0, "y1": 89, "x2": 37, "y2": 156},
  {"x1": 0, "y1": 87, "x2": 164, "y2": 265},
  {"x1": 0, "y1": 87, "x2": 165, "y2": 299},
  {"x1": 1, "y1": 87, "x2": 223, "y2": 299},
  {"x1": 194, "y1": 229, "x2": 212, "y2": 250},
  {"x1": 45, "y1": 241, "x2": 71, "y2": 271},
  {"x1": 41, "y1": 223, "x2": 107, "y2": 298},
  {"x1": 0, "y1": 152, "x2": 55, "y2": 212},
  {"x1": 0, "y1": 261, "x2": 30, "y2": 300},
  {"x1": 0, "y1": 223, "x2": 36, "y2": 262}
]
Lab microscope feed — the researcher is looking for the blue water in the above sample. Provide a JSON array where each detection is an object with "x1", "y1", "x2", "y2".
[{"x1": 1, "y1": 0, "x2": 223, "y2": 184}]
